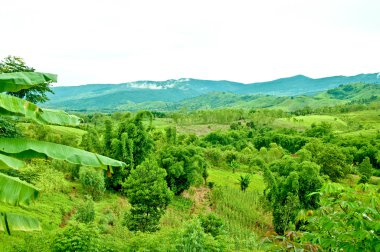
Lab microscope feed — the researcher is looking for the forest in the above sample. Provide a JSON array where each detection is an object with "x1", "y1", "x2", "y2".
[{"x1": 0, "y1": 58, "x2": 379, "y2": 251}]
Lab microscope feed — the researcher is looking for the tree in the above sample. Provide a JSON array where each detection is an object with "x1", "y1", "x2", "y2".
[
  {"x1": 0, "y1": 72, "x2": 125, "y2": 234},
  {"x1": 238, "y1": 175, "x2": 250, "y2": 192},
  {"x1": 264, "y1": 156, "x2": 323, "y2": 234},
  {"x1": 304, "y1": 141, "x2": 350, "y2": 181},
  {"x1": 103, "y1": 119, "x2": 113, "y2": 156},
  {"x1": 104, "y1": 112, "x2": 154, "y2": 191},
  {"x1": 123, "y1": 159, "x2": 172, "y2": 232},
  {"x1": 0, "y1": 56, "x2": 54, "y2": 103},
  {"x1": 159, "y1": 145, "x2": 207, "y2": 195},
  {"x1": 358, "y1": 157, "x2": 373, "y2": 184}
]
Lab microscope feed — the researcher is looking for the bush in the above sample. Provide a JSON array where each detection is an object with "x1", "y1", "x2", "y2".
[
  {"x1": 75, "y1": 196, "x2": 95, "y2": 223},
  {"x1": 176, "y1": 219, "x2": 206, "y2": 251},
  {"x1": 52, "y1": 223, "x2": 101, "y2": 252},
  {"x1": 199, "y1": 213, "x2": 225, "y2": 237},
  {"x1": 176, "y1": 219, "x2": 227, "y2": 252},
  {"x1": 159, "y1": 145, "x2": 207, "y2": 195},
  {"x1": 79, "y1": 167, "x2": 105, "y2": 200},
  {"x1": 0, "y1": 117, "x2": 21, "y2": 138},
  {"x1": 238, "y1": 175, "x2": 251, "y2": 192},
  {"x1": 358, "y1": 157, "x2": 373, "y2": 181},
  {"x1": 51, "y1": 160, "x2": 81, "y2": 180}
]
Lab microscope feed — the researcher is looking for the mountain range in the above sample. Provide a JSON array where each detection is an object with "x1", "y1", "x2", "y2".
[{"x1": 45, "y1": 73, "x2": 380, "y2": 112}]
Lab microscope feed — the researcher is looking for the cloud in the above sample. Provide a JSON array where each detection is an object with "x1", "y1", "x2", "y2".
[{"x1": 1, "y1": 0, "x2": 380, "y2": 85}]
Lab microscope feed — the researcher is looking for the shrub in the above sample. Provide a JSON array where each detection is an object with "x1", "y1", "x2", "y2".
[
  {"x1": 176, "y1": 219, "x2": 227, "y2": 252},
  {"x1": 79, "y1": 167, "x2": 105, "y2": 200},
  {"x1": 52, "y1": 223, "x2": 101, "y2": 252},
  {"x1": 75, "y1": 196, "x2": 95, "y2": 223},
  {"x1": 51, "y1": 159, "x2": 80, "y2": 180},
  {"x1": 358, "y1": 157, "x2": 373, "y2": 183},
  {"x1": 199, "y1": 213, "x2": 225, "y2": 237},
  {"x1": 238, "y1": 175, "x2": 251, "y2": 192},
  {"x1": 0, "y1": 117, "x2": 20, "y2": 138},
  {"x1": 176, "y1": 219, "x2": 206, "y2": 251}
]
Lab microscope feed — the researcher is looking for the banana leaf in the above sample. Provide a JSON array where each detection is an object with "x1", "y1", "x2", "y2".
[
  {"x1": 0, "y1": 153, "x2": 25, "y2": 170},
  {"x1": 0, "y1": 173, "x2": 39, "y2": 206},
  {"x1": 0, "y1": 93, "x2": 81, "y2": 126},
  {"x1": 0, "y1": 212, "x2": 41, "y2": 235},
  {"x1": 0, "y1": 138, "x2": 126, "y2": 168},
  {"x1": 0, "y1": 72, "x2": 57, "y2": 93}
]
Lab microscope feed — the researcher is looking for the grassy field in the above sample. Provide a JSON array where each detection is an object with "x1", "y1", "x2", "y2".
[
  {"x1": 207, "y1": 168, "x2": 271, "y2": 251},
  {"x1": 208, "y1": 169, "x2": 265, "y2": 192},
  {"x1": 273, "y1": 115, "x2": 347, "y2": 130},
  {"x1": 152, "y1": 117, "x2": 231, "y2": 136}
]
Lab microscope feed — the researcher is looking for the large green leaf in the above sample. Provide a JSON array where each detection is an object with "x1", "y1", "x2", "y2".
[
  {"x1": 0, "y1": 72, "x2": 57, "y2": 93},
  {"x1": 0, "y1": 93, "x2": 81, "y2": 126},
  {"x1": 0, "y1": 173, "x2": 39, "y2": 206},
  {"x1": 0, "y1": 153, "x2": 25, "y2": 170},
  {"x1": 0, "y1": 138, "x2": 126, "y2": 168},
  {"x1": 0, "y1": 212, "x2": 41, "y2": 235}
]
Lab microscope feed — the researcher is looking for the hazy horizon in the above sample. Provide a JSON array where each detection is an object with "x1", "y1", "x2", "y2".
[
  {"x1": 50, "y1": 72, "x2": 380, "y2": 88},
  {"x1": 1, "y1": 0, "x2": 380, "y2": 86}
]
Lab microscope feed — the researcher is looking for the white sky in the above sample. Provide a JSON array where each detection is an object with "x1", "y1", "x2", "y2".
[{"x1": 1, "y1": 0, "x2": 379, "y2": 86}]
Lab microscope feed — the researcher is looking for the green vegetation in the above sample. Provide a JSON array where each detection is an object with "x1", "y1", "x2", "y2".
[
  {"x1": 44, "y1": 74, "x2": 380, "y2": 112},
  {"x1": 123, "y1": 159, "x2": 172, "y2": 232},
  {"x1": 0, "y1": 56, "x2": 54, "y2": 104},
  {"x1": 1, "y1": 68, "x2": 379, "y2": 251}
]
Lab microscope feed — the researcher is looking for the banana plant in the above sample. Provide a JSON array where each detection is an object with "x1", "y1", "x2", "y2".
[{"x1": 0, "y1": 72, "x2": 126, "y2": 234}]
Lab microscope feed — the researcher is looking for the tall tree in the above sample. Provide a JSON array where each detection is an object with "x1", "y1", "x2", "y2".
[
  {"x1": 123, "y1": 159, "x2": 172, "y2": 232},
  {"x1": 0, "y1": 56, "x2": 54, "y2": 103}
]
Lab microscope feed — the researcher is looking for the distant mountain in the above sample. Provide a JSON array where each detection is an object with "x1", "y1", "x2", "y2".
[
  {"x1": 166, "y1": 83, "x2": 380, "y2": 112},
  {"x1": 45, "y1": 73, "x2": 380, "y2": 112}
]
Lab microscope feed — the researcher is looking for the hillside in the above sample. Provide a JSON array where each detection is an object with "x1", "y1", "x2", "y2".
[
  {"x1": 47, "y1": 83, "x2": 380, "y2": 112},
  {"x1": 45, "y1": 73, "x2": 380, "y2": 111}
]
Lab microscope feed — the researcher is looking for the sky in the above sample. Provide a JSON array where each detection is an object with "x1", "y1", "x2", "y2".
[{"x1": 1, "y1": 0, "x2": 379, "y2": 86}]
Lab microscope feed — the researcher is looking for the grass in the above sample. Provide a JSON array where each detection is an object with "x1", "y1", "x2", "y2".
[
  {"x1": 273, "y1": 115, "x2": 347, "y2": 131},
  {"x1": 152, "y1": 117, "x2": 231, "y2": 136},
  {"x1": 207, "y1": 168, "x2": 271, "y2": 251},
  {"x1": 208, "y1": 168, "x2": 265, "y2": 192}
]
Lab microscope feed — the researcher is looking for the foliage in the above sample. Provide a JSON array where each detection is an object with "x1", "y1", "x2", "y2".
[
  {"x1": 2, "y1": 71, "x2": 380, "y2": 250},
  {"x1": 176, "y1": 218, "x2": 228, "y2": 252},
  {"x1": 301, "y1": 183, "x2": 380, "y2": 251},
  {"x1": 176, "y1": 219, "x2": 206, "y2": 251},
  {"x1": 103, "y1": 119, "x2": 113, "y2": 157},
  {"x1": 103, "y1": 112, "x2": 154, "y2": 190},
  {"x1": 52, "y1": 223, "x2": 101, "y2": 252},
  {"x1": 238, "y1": 175, "x2": 251, "y2": 192},
  {"x1": 305, "y1": 122, "x2": 333, "y2": 138},
  {"x1": 0, "y1": 117, "x2": 20, "y2": 138},
  {"x1": 79, "y1": 167, "x2": 105, "y2": 200},
  {"x1": 80, "y1": 127, "x2": 103, "y2": 154},
  {"x1": 159, "y1": 145, "x2": 207, "y2": 195},
  {"x1": 304, "y1": 141, "x2": 351, "y2": 181},
  {"x1": 75, "y1": 196, "x2": 95, "y2": 224},
  {"x1": 358, "y1": 157, "x2": 373, "y2": 183},
  {"x1": 264, "y1": 157, "x2": 324, "y2": 234},
  {"x1": 165, "y1": 126, "x2": 177, "y2": 144},
  {"x1": 199, "y1": 213, "x2": 225, "y2": 237},
  {"x1": 0, "y1": 56, "x2": 54, "y2": 103},
  {"x1": 123, "y1": 159, "x2": 172, "y2": 232}
]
